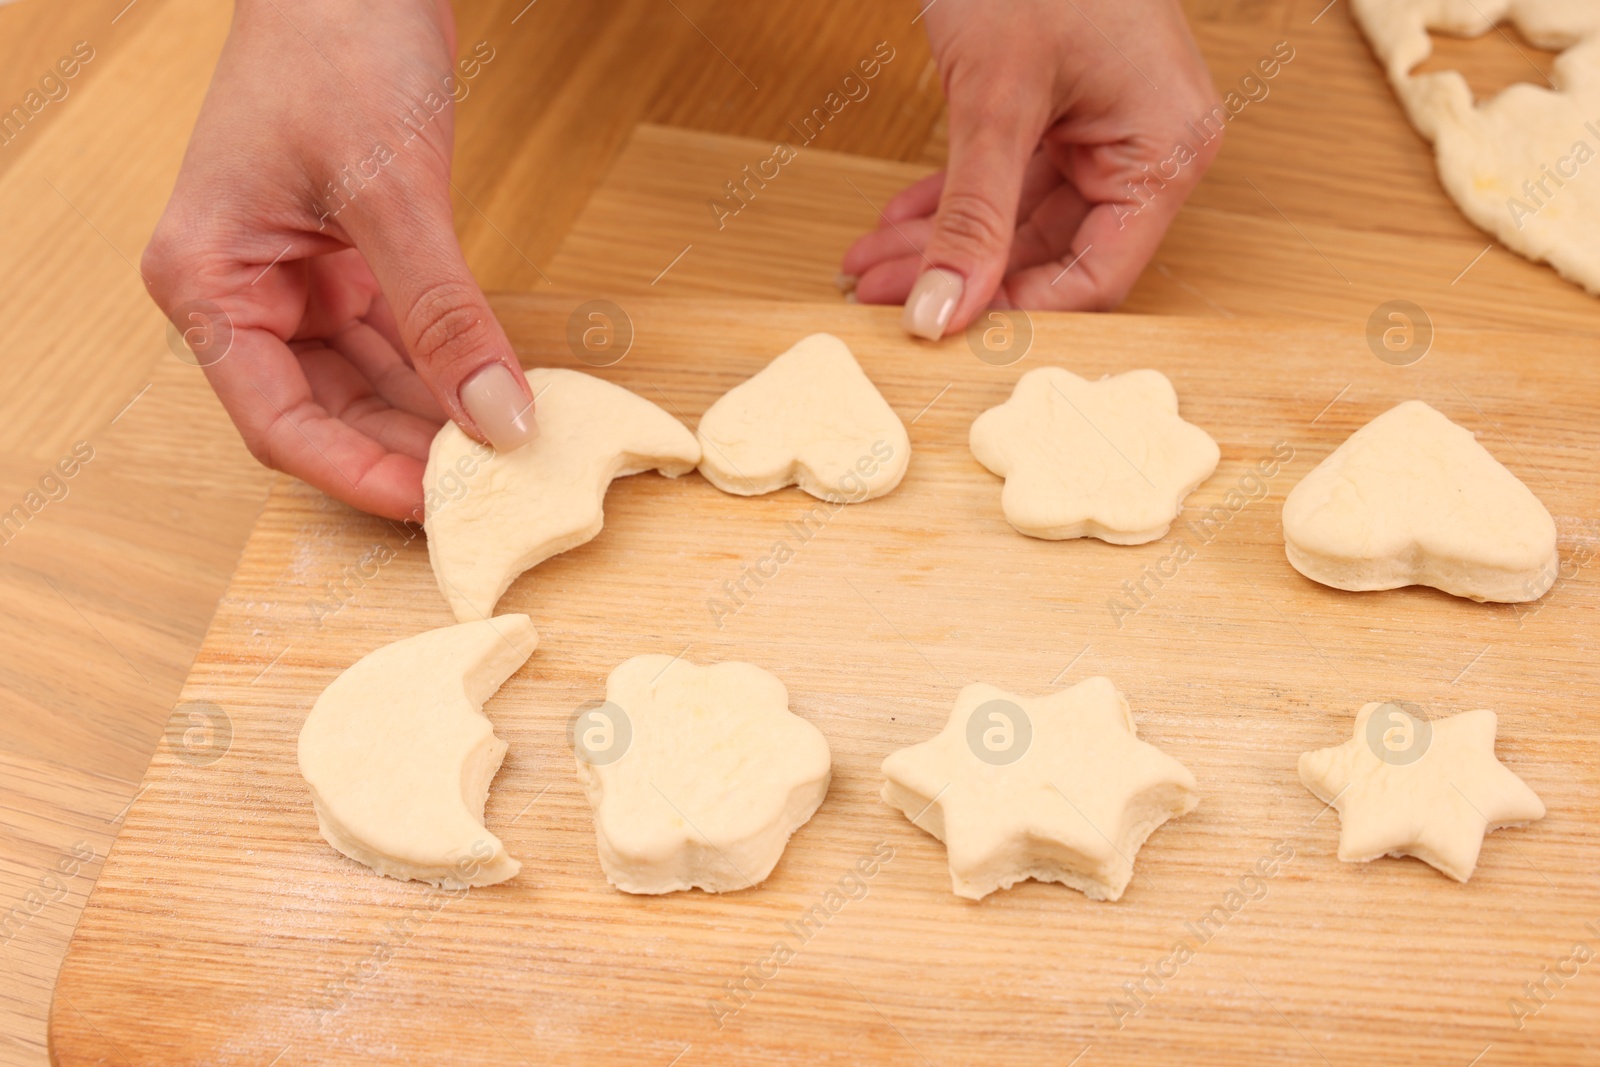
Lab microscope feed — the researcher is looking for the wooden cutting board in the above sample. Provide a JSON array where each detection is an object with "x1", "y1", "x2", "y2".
[{"x1": 50, "y1": 295, "x2": 1600, "y2": 1066}]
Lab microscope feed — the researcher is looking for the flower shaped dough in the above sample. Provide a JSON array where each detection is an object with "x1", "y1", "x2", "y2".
[
  {"x1": 970, "y1": 367, "x2": 1220, "y2": 543},
  {"x1": 1282, "y1": 400, "x2": 1557, "y2": 602},
  {"x1": 696, "y1": 333, "x2": 911, "y2": 502},
  {"x1": 1299, "y1": 702, "x2": 1545, "y2": 882},
  {"x1": 298, "y1": 615, "x2": 538, "y2": 888},
  {"x1": 881, "y1": 677, "x2": 1198, "y2": 901},
  {"x1": 576, "y1": 655, "x2": 831, "y2": 894},
  {"x1": 1352, "y1": 0, "x2": 1600, "y2": 293},
  {"x1": 424, "y1": 368, "x2": 701, "y2": 622}
]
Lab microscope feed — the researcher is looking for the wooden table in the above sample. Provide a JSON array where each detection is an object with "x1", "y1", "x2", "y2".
[
  {"x1": 49, "y1": 296, "x2": 1600, "y2": 1065},
  {"x1": 0, "y1": 0, "x2": 1594, "y2": 1063}
]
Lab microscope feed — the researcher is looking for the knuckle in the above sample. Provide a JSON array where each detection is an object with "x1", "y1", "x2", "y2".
[
  {"x1": 141, "y1": 222, "x2": 193, "y2": 307},
  {"x1": 934, "y1": 189, "x2": 1014, "y2": 257},
  {"x1": 404, "y1": 281, "x2": 491, "y2": 370}
]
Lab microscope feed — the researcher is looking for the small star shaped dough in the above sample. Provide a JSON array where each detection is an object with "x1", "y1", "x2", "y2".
[
  {"x1": 424, "y1": 369, "x2": 700, "y2": 622},
  {"x1": 969, "y1": 367, "x2": 1220, "y2": 543},
  {"x1": 298, "y1": 615, "x2": 538, "y2": 888},
  {"x1": 881, "y1": 677, "x2": 1198, "y2": 901},
  {"x1": 1299, "y1": 703, "x2": 1546, "y2": 882},
  {"x1": 696, "y1": 333, "x2": 911, "y2": 501},
  {"x1": 1282, "y1": 400, "x2": 1558, "y2": 602},
  {"x1": 576, "y1": 655, "x2": 831, "y2": 894}
]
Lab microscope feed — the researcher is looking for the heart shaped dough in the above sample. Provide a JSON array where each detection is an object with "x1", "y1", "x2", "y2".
[
  {"x1": 424, "y1": 368, "x2": 700, "y2": 622},
  {"x1": 696, "y1": 333, "x2": 910, "y2": 501},
  {"x1": 575, "y1": 655, "x2": 831, "y2": 894},
  {"x1": 298, "y1": 615, "x2": 538, "y2": 888},
  {"x1": 1351, "y1": 0, "x2": 1600, "y2": 294},
  {"x1": 1282, "y1": 400, "x2": 1558, "y2": 602},
  {"x1": 969, "y1": 367, "x2": 1220, "y2": 543}
]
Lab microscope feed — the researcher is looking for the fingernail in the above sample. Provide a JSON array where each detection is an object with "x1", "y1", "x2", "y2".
[
  {"x1": 460, "y1": 363, "x2": 538, "y2": 452},
  {"x1": 844, "y1": 291, "x2": 859, "y2": 304},
  {"x1": 902, "y1": 268, "x2": 963, "y2": 340},
  {"x1": 835, "y1": 272, "x2": 858, "y2": 294}
]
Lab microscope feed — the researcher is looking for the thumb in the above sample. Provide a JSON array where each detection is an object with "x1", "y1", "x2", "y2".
[
  {"x1": 903, "y1": 90, "x2": 1041, "y2": 341},
  {"x1": 345, "y1": 194, "x2": 537, "y2": 452}
]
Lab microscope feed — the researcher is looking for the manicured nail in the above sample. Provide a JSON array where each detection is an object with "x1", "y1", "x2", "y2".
[
  {"x1": 902, "y1": 268, "x2": 963, "y2": 340},
  {"x1": 460, "y1": 363, "x2": 538, "y2": 452},
  {"x1": 835, "y1": 272, "x2": 858, "y2": 294}
]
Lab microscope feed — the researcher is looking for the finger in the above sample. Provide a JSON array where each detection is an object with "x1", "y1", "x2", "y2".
[
  {"x1": 1014, "y1": 150, "x2": 1068, "y2": 225},
  {"x1": 840, "y1": 216, "x2": 933, "y2": 277},
  {"x1": 363, "y1": 292, "x2": 410, "y2": 364},
  {"x1": 330, "y1": 322, "x2": 447, "y2": 421},
  {"x1": 292, "y1": 249, "x2": 384, "y2": 339},
  {"x1": 205, "y1": 328, "x2": 427, "y2": 520},
  {"x1": 299, "y1": 343, "x2": 443, "y2": 461},
  {"x1": 342, "y1": 189, "x2": 536, "y2": 453},
  {"x1": 903, "y1": 86, "x2": 1047, "y2": 340},
  {"x1": 881, "y1": 170, "x2": 945, "y2": 224},
  {"x1": 1008, "y1": 181, "x2": 1092, "y2": 273},
  {"x1": 854, "y1": 253, "x2": 923, "y2": 306},
  {"x1": 1000, "y1": 194, "x2": 1176, "y2": 312}
]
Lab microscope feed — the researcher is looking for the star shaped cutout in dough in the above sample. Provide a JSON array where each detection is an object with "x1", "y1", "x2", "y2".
[
  {"x1": 969, "y1": 367, "x2": 1219, "y2": 544},
  {"x1": 881, "y1": 677, "x2": 1198, "y2": 901},
  {"x1": 1299, "y1": 703, "x2": 1545, "y2": 882}
]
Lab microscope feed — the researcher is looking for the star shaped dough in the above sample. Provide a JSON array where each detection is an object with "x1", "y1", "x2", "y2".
[
  {"x1": 970, "y1": 367, "x2": 1220, "y2": 543},
  {"x1": 881, "y1": 677, "x2": 1198, "y2": 901},
  {"x1": 1299, "y1": 703, "x2": 1545, "y2": 882},
  {"x1": 575, "y1": 655, "x2": 831, "y2": 894}
]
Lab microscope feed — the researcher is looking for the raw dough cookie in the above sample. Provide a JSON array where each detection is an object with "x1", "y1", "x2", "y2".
[
  {"x1": 298, "y1": 615, "x2": 538, "y2": 888},
  {"x1": 1282, "y1": 400, "x2": 1557, "y2": 602},
  {"x1": 1299, "y1": 702, "x2": 1545, "y2": 882},
  {"x1": 575, "y1": 655, "x2": 831, "y2": 894},
  {"x1": 881, "y1": 677, "x2": 1198, "y2": 901},
  {"x1": 696, "y1": 333, "x2": 911, "y2": 501},
  {"x1": 970, "y1": 367, "x2": 1219, "y2": 543},
  {"x1": 425, "y1": 369, "x2": 700, "y2": 622},
  {"x1": 1351, "y1": 0, "x2": 1600, "y2": 293}
]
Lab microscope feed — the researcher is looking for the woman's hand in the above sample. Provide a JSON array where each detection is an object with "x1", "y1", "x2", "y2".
[
  {"x1": 143, "y1": 0, "x2": 534, "y2": 521},
  {"x1": 842, "y1": 0, "x2": 1223, "y2": 338}
]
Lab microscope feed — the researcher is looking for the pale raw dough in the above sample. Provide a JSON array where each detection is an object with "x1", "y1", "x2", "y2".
[
  {"x1": 881, "y1": 677, "x2": 1198, "y2": 901},
  {"x1": 1299, "y1": 702, "x2": 1545, "y2": 881},
  {"x1": 1352, "y1": 0, "x2": 1600, "y2": 293},
  {"x1": 576, "y1": 655, "x2": 831, "y2": 894},
  {"x1": 696, "y1": 333, "x2": 911, "y2": 501},
  {"x1": 969, "y1": 367, "x2": 1220, "y2": 543},
  {"x1": 424, "y1": 369, "x2": 700, "y2": 622},
  {"x1": 298, "y1": 615, "x2": 538, "y2": 888},
  {"x1": 1282, "y1": 400, "x2": 1557, "y2": 602}
]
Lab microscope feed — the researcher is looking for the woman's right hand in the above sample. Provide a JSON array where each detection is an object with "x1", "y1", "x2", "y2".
[{"x1": 143, "y1": 0, "x2": 535, "y2": 522}]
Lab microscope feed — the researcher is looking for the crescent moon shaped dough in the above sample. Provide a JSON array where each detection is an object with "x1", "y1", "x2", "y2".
[
  {"x1": 298, "y1": 615, "x2": 538, "y2": 888},
  {"x1": 424, "y1": 368, "x2": 701, "y2": 622},
  {"x1": 577, "y1": 655, "x2": 831, "y2": 894},
  {"x1": 696, "y1": 333, "x2": 911, "y2": 501},
  {"x1": 969, "y1": 367, "x2": 1220, "y2": 544},
  {"x1": 1299, "y1": 703, "x2": 1545, "y2": 882},
  {"x1": 1350, "y1": 0, "x2": 1600, "y2": 294},
  {"x1": 882, "y1": 677, "x2": 1198, "y2": 901},
  {"x1": 1282, "y1": 400, "x2": 1558, "y2": 602}
]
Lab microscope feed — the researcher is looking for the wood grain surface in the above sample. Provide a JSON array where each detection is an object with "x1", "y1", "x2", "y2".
[
  {"x1": 4, "y1": 0, "x2": 1599, "y2": 1062},
  {"x1": 50, "y1": 296, "x2": 1600, "y2": 1066}
]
